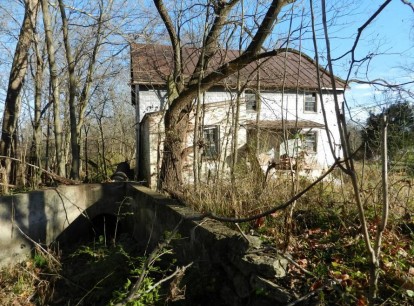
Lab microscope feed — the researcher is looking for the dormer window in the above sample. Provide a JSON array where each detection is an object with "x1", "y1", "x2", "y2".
[{"x1": 304, "y1": 93, "x2": 317, "y2": 113}]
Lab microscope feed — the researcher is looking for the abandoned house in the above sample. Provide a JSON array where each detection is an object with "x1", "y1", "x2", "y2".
[{"x1": 130, "y1": 43, "x2": 347, "y2": 188}]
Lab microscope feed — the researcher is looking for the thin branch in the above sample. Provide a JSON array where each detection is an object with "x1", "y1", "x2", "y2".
[
  {"x1": 0, "y1": 156, "x2": 80, "y2": 184},
  {"x1": 120, "y1": 219, "x2": 183, "y2": 304},
  {"x1": 13, "y1": 223, "x2": 61, "y2": 267},
  {"x1": 131, "y1": 263, "x2": 193, "y2": 301},
  {"x1": 349, "y1": 78, "x2": 414, "y2": 88},
  {"x1": 401, "y1": 0, "x2": 414, "y2": 12},
  {"x1": 332, "y1": 0, "x2": 392, "y2": 62},
  {"x1": 75, "y1": 272, "x2": 114, "y2": 306},
  {"x1": 286, "y1": 280, "x2": 335, "y2": 306}
]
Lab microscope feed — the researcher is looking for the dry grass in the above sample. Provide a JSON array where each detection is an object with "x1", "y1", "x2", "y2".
[
  {"x1": 180, "y1": 161, "x2": 414, "y2": 304},
  {"x1": 0, "y1": 247, "x2": 60, "y2": 306},
  {"x1": 182, "y1": 162, "x2": 414, "y2": 226}
]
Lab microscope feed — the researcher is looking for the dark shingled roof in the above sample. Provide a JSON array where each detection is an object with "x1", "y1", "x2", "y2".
[{"x1": 130, "y1": 43, "x2": 347, "y2": 91}]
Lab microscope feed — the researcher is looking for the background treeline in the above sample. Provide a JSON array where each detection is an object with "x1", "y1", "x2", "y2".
[{"x1": 0, "y1": 0, "x2": 152, "y2": 190}]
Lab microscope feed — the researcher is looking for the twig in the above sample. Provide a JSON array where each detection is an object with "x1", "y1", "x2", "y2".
[
  {"x1": 235, "y1": 222, "x2": 250, "y2": 243},
  {"x1": 285, "y1": 280, "x2": 334, "y2": 306},
  {"x1": 277, "y1": 251, "x2": 314, "y2": 277},
  {"x1": 75, "y1": 271, "x2": 114, "y2": 306},
  {"x1": 114, "y1": 196, "x2": 132, "y2": 243},
  {"x1": 14, "y1": 223, "x2": 61, "y2": 267},
  {"x1": 189, "y1": 218, "x2": 208, "y2": 245},
  {"x1": 117, "y1": 219, "x2": 183, "y2": 305},
  {"x1": 0, "y1": 155, "x2": 80, "y2": 185},
  {"x1": 131, "y1": 263, "x2": 193, "y2": 301}
]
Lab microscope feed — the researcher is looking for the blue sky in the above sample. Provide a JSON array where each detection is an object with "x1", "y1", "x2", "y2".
[
  {"x1": 335, "y1": 0, "x2": 414, "y2": 123},
  {"x1": 0, "y1": 0, "x2": 412, "y2": 125}
]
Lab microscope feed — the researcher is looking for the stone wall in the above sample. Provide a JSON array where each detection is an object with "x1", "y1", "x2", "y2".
[{"x1": 127, "y1": 184, "x2": 292, "y2": 305}]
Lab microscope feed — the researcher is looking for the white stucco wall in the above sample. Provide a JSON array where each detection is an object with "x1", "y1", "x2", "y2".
[
  {"x1": 135, "y1": 86, "x2": 168, "y2": 123},
  {"x1": 254, "y1": 91, "x2": 342, "y2": 168},
  {"x1": 136, "y1": 86, "x2": 237, "y2": 123},
  {"x1": 139, "y1": 112, "x2": 165, "y2": 188}
]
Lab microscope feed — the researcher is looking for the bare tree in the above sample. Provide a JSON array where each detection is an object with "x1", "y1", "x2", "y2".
[
  {"x1": 154, "y1": 0, "x2": 295, "y2": 190},
  {"x1": 57, "y1": 0, "x2": 112, "y2": 180},
  {"x1": 28, "y1": 29, "x2": 47, "y2": 186},
  {"x1": 313, "y1": 0, "x2": 396, "y2": 303},
  {"x1": 0, "y1": 0, "x2": 39, "y2": 187},
  {"x1": 41, "y1": 0, "x2": 65, "y2": 176}
]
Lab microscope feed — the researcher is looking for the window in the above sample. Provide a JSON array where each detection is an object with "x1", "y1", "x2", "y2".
[
  {"x1": 304, "y1": 93, "x2": 317, "y2": 112},
  {"x1": 203, "y1": 126, "x2": 220, "y2": 158},
  {"x1": 245, "y1": 92, "x2": 257, "y2": 112},
  {"x1": 303, "y1": 132, "x2": 317, "y2": 153}
]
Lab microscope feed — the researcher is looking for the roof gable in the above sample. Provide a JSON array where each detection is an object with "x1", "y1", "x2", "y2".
[{"x1": 130, "y1": 43, "x2": 346, "y2": 91}]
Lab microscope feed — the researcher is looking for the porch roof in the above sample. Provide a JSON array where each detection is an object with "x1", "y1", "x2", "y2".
[{"x1": 245, "y1": 120, "x2": 325, "y2": 130}]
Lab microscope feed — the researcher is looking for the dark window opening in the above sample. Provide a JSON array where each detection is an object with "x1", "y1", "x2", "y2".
[
  {"x1": 246, "y1": 92, "x2": 257, "y2": 112},
  {"x1": 203, "y1": 126, "x2": 220, "y2": 158}
]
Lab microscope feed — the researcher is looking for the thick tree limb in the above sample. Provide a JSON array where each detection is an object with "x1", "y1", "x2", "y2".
[
  {"x1": 190, "y1": 0, "x2": 239, "y2": 86},
  {"x1": 401, "y1": 0, "x2": 414, "y2": 12},
  {"x1": 245, "y1": 0, "x2": 294, "y2": 55}
]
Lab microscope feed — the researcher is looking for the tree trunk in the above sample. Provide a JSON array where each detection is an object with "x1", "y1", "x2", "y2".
[
  {"x1": 84, "y1": 125, "x2": 89, "y2": 182},
  {"x1": 57, "y1": 0, "x2": 79, "y2": 180},
  {"x1": 29, "y1": 33, "x2": 45, "y2": 187},
  {"x1": 155, "y1": 0, "x2": 292, "y2": 189},
  {"x1": 159, "y1": 109, "x2": 189, "y2": 191},
  {"x1": 44, "y1": 111, "x2": 51, "y2": 173},
  {"x1": 41, "y1": 0, "x2": 65, "y2": 176},
  {"x1": 0, "y1": 0, "x2": 39, "y2": 186}
]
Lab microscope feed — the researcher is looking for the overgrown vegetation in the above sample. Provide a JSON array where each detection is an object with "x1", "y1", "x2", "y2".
[
  {"x1": 181, "y1": 162, "x2": 414, "y2": 305},
  {"x1": 0, "y1": 247, "x2": 60, "y2": 305},
  {"x1": 362, "y1": 101, "x2": 414, "y2": 163},
  {"x1": 0, "y1": 233, "x2": 183, "y2": 306}
]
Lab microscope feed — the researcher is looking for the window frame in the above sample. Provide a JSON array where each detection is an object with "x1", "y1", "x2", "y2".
[
  {"x1": 303, "y1": 131, "x2": 318, "y2": 153},
  {"x1": 245, "y1": 91, "x2": 257, "y2": 112},
  {"x1": 202, "y1": 125, "x2": 220, "y2": 159},
  {"x1": 304, "y1": 92, "x2": 317, "y2": 113}
]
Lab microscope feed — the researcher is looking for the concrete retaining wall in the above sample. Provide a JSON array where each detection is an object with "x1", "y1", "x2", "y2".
[
  {"x1": 0, "y1": 183, "x2": 126, "y2": 267},
  {"x1": 1, "y1": 183, "x2": 292, "y2": 304},
  {"x1": 127, "y1": 184, "x2": 292, "y2": 305}
]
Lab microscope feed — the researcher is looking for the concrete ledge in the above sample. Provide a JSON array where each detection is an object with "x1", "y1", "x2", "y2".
[
  {"x1": 126, "y1": 184, "x2": 291, "y2": 304},
  {"x1": 0, "y1": 183, "x2": 126, "y2": 267},
  {"x1": 1, "y1": 183, "x2": 291, "y2": 304},
  {"x1": 127, "y1": 184, "x2": 249, "y2": 261}
]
